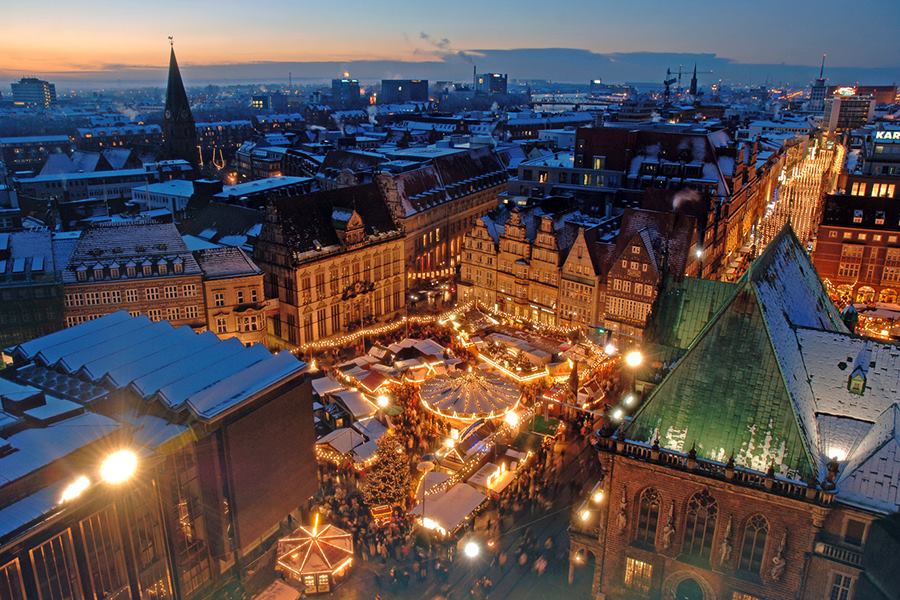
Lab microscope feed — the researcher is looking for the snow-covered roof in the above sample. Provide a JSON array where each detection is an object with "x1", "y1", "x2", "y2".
[{"x1": 6, "y1": 312, "x2": 305, "y2": 423}]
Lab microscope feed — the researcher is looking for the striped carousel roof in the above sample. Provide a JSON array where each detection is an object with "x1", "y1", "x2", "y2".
[{"x1": 419, "y1": 368, "x2": 521, "y2": 422}]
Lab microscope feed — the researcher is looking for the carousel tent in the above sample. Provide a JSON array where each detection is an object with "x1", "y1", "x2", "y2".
[
  {"x1": 276, "y1": 521, "x2": 354, "y2": 594},
  {"x1": 420, "y1": 368, "x2": 520, "y2": 422},
  {"x1": 411, "y1": 483, "x2": 487, "y2": 535}
]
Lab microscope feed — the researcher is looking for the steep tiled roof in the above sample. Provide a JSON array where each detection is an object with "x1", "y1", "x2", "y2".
[
  {"x1": 648, "y1": 276, "x2": 736, "y2": 351},
  {"x1": 386, "y1": 147, "x2": 508, "y2": 217},
  {"x1": 193, "y1": 246, "x2": 261, "y2": 279},
  {"x1": 628, "y1": 226, "x2": 845, "y2": 481},
  {"x1": 267, "y1": 184, "x2": 400, "y2": 260},
  {"x1": 63, "y1": 222, "x2": 200, "y2": 283}
]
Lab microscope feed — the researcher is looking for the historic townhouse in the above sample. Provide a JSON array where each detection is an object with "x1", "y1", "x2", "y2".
[
  {"x1": 459, "y1": 204, "x2": 696, "y2": 340},
  {"x1": 61, "y1": 222, "x2": 269, "y2": 346},
  {"x1": 603, "y1": 210, "x2": 696, "y2": 342},
  {"x1": 194, "y1": 246, "x2": 266, "y2": 347},
  {"x1": 62, "y1": 223, "x2": 206, "y2": 329},
  {"x1": 572, "y1": 227, "x2": 898, "y2": 600},
  {"x1": 254, "y1": 184, "x2": 405, "y2": 349}
]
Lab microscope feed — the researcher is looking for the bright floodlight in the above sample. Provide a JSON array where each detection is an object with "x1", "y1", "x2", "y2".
[
  {"x1": 695, "y1": 247, "x2": 704, "y2": 259},
  {"x1": 612, "y1": 408, "x2": 624, "y2": 421},
  {"x1": 444, "y1": 437, "x2": 456, "y2": 448},
  {"x1": 580, "y1": 509, "x2": 591, "y2": 521},
  {"x1": 604, "y1": 343, "x2": 617, "y2": 356},
  {"x1": 59, "y1": 475, "x2": 90, "y2": 504},
  {"x1": 376, "y1": 394, "x2": 390, "y2": 408},
  {"x1": 463, "y1": 541, "x2": 480, "y2": 558},
  {"x1": 504, "y1": 411, "x2": 520, "y2": 427},
  {"x1": 623, "y1": 394, "x2": 635, "y2": 407},
  {"x1": 100, "y1": 449, "x2": 138, "y2": 485},
  {"x1": 592, "y1": 490, "x2": 605, "y2": 504},
  {"x1": 624, "y1": 350, "x2": 643, "y2": 368}
]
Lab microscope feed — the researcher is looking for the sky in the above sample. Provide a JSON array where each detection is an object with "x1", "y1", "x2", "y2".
[{"x1": 3, "y1": 0, "x2": 899, "y2": 84}]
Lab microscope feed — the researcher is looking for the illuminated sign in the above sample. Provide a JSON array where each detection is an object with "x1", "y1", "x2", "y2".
[
  {"x1": 834, "y1": 86, "x2": 856, "y2": 97},
  {"x1": 874, "y1": 131, "x2": 900, "y2": 142}
]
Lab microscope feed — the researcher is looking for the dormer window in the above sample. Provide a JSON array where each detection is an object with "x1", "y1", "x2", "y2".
[
  {"x1": 158, "y1": 260, "x2": 168, "y2": 276},
  {"x1": 125, "y1": 262, "x2": 136, "y2": 278},
  {"x1": 852, "y1": 210, "x2": 864, "y2": 224},
  {"x1": 109, "y1": 264, "x2": 120, "y2": 279},
  {"x1": 173, "y1": 258, "x2": 184, "y2": 274},
  {"x1": 76, "y1": 266, "x2": 88, "y2": 282},
  {"x1": 848, "y1": 372, "x2": 866, "y2": 395},
  {"x1": 875, "y1": 211, "x2": 885, "y2": 225},
  {"x1": 142, "y1": 261, "x2": 153, "y2": 276},
  {"x1": 93, "y1": 264, "x2": 104, "y2": 280}
]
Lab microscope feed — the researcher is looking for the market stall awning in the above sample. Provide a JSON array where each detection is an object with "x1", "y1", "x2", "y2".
[{"x1": 410, "y1": 483, "x2": 487, "y2": 535}]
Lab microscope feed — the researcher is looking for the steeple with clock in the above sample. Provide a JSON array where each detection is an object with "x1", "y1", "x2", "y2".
[{"x1": 162, "y1": 38, "x2": 199, "y2": 167}]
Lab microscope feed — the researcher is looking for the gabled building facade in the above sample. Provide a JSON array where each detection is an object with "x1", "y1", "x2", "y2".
[{"x1": 255, "y1": 185, "x2": 406, "y2": 349}]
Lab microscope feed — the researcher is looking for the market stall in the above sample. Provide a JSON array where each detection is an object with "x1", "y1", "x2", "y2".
[{"x1": 275, "y1": 517, "x2": 354, "y2": 595}]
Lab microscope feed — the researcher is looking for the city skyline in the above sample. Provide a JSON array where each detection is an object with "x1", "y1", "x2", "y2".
[{"x1": 4, "y1": 0, "x2": 900, "y2": 87}]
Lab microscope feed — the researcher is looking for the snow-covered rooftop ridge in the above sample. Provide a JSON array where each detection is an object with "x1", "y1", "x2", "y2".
[{"x1": 6, "y1": 312, "x2": 305, "y2": 422}]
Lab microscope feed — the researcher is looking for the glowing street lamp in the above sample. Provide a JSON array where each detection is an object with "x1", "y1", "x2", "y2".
[
  {"x1": 695, "y1": 247, "x2": 704, "y2": 260},
  {"x1": 100, "y1": 449, "x2": 138, "y2": 485},
  {"x1": 592, "y1": 490, "x2": 605, "y2": 504},
  {"x1": 580, "y1": 509, "x2": 591, "y2": 522},
  {"x1": 611, "y1": 408, "x2": 624, "y2": 421},
  {"x1": 504, "y1": 410, "x2": 520, "y2": 428},
  {"x1": 376, "y1": 394, "x2": 390, "y2": 409},
  {"x1": 604, "y1": 343, "x2": 617, "y2": 356},
  {"x1": 623, "y1": 393, "x2": 635, "y2": 407},
  {"x1": 463, "y1": 541, "x2": 480, "y2": 558},
  {"x1": 624, "y1": 350, "x2": 643, "y2": 369}
]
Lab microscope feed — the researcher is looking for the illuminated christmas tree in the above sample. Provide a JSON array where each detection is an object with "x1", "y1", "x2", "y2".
[{"x1": 362, "y1": 432, "x2": 411, "y2": 508}]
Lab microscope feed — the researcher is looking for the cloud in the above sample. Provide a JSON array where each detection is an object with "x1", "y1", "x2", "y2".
[{"x1": 415, "y1": 31, "x2": 478, "y2": 64}]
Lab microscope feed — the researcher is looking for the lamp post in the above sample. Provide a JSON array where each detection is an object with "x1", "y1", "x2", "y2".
[{"x1": 624, "y1": 349, "x2": 643, "y2": 397}]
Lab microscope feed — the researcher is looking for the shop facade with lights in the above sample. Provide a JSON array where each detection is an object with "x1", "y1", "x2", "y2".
[{"x1": 0, "y1": 311, "x2": 316, "y2": 600}]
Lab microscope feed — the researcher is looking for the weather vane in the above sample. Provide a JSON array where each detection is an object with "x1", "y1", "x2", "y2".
[{"x1": 168, "y1": 35, "x2": 174, "y2": 47}]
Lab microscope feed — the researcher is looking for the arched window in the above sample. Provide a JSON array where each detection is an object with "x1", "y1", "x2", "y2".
[
  {"x1": 683, "y1": 490, "x2": 717, "y2": 562},
  {"x1": 738, "y1": 514, "x2": 769, "y2": 574},
  {"x1": 635, "y1": 488, "x2": 660, "y2": 546},
  {"x1": 879, "y1": 288, "x2": 897, "y2": 304}
]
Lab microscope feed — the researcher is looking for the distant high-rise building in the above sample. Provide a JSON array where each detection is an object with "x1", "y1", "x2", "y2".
[
  {"x1": 475, "y1": 73, "x2": 508, "y2": 95},
  {"x1": 10, "y1": 77, "x2": 56, "y2": 108},
  {"x1": 331, "y1": 77, "x2": 361, "y2": 109},
  {"x1": 823, "y1": 88, "x2": 876, "y2": 133},
  {"x1": 162, "y1": 43, "x2": 199, "y2": 166},
  {"x1": 380, "y1": 79, "x2": 428, "y2": 104},
  {"x1": 809, "y1": 53, "x2": 828, "y2": 111},
  {"x1": 689, "y1": 63, "x2": 698, "y2": 96}
]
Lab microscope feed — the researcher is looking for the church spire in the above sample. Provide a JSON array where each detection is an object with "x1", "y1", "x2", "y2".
[
  {"x1": 162, "y1": 39, "x2": 198, "y2": 167},
  {"x1": 689, "y1": 63, "x2": 698, "y2": 96}
]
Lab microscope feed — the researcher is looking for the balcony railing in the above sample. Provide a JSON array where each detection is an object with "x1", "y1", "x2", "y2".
[
  {"x1": 597, "y1": 436, "x2": 836, "y2": 506},
  {"x1": 814, "y1": 541, "x2": 863, "y2": 567}
]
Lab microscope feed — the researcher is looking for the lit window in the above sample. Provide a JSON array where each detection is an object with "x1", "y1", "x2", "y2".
[
  {"x1": 623, "y1": 557, "x2": 652, "y2": 593},
  {"x1": 732, "y1": 593, "x2": 762, "y2": 600}
]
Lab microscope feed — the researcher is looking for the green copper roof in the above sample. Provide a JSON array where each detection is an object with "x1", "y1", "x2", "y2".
[
  {"x1": 648, "y1": 276, "x2": 736, "y2": 351},
  {"x1": 627, "y1": 226, "x2": 846, "y2": 481},
  {"x1": 630, "y1": 285, "x2": 816, "y2": 479}
]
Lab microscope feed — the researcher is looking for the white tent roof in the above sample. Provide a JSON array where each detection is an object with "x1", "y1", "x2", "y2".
[{"x1": 410, "y1": 483, "x2": 486, "y2": 533}]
